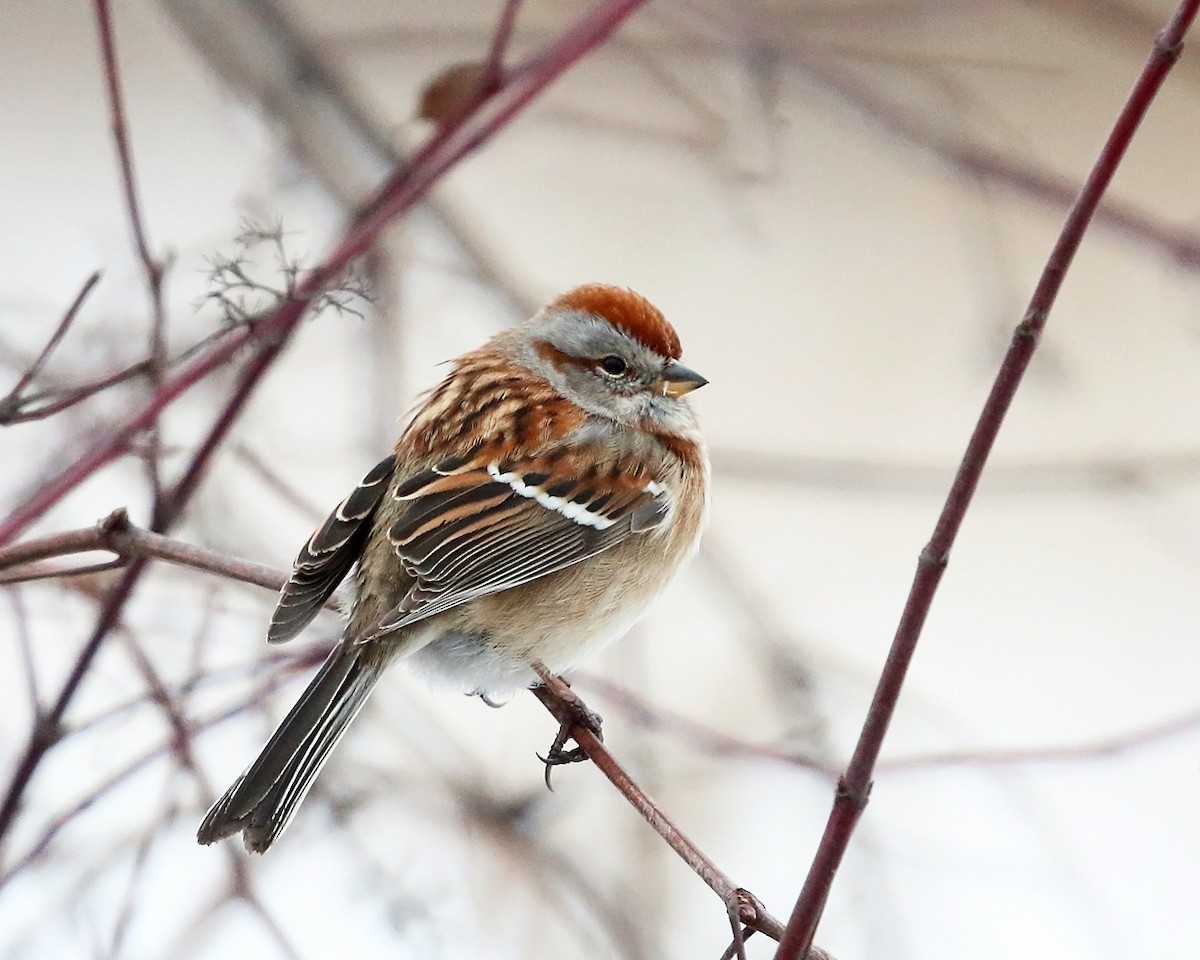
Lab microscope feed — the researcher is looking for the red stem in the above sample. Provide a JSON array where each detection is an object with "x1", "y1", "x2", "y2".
[
  {"x1": 775, "y1": 4, "x2": 1200, "y2": 957},
  {"x1": 94, "y1": 0, "x2": 159, "y2": 293},
  {"x1": 483, "y1": 0, "x2": 524, "y2": 88}
]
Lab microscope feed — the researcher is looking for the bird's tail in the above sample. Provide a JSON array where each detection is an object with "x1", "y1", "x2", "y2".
[{"x1": 197, "y1": 643, "x2": 384, "y2": 853}]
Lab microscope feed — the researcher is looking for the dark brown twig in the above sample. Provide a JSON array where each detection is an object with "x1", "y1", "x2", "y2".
[{"x1": 774, "y1": 5, "x2": 1200, "y2": 957}]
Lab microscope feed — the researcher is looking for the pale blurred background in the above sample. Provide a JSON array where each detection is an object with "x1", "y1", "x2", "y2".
[{"x1": 1, "y1": 1, "x2": 1199, "y2": 958}]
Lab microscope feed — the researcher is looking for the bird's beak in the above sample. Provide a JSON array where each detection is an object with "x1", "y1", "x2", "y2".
[{"x1": 656, "y1": 361, "x2": 708, "y2": 398}]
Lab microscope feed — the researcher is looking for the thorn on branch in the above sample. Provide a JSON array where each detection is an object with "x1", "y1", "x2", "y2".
[
  {"x1": 917, "y1": 544, "x2": 948, "y2": 570},
  {"x1": 98, "y1": 507, "x2": 132, "y2": 543},
  {"x1": 1014, "y1": 309, "x2": 1046, "y2": 341},
  {"x1": 834, "y1": 775, "x2": 872, "y2": 810}
]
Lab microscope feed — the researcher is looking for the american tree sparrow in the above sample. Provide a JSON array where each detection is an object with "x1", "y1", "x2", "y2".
[{"x1": 198, "y1": 284, "x2": 709, "y2": 852}]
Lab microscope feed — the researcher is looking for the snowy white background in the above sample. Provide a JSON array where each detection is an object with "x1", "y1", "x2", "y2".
[{"x1": 1, "y1": 1, "x2": 1199, "y2": 958}]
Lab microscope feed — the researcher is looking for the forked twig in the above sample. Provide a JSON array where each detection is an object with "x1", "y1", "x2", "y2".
[
  {"x1": 0, "y1": 509, "x2": 296, "y2": 596},
  {"x1": 0, "y1": 272, "x2": 102, "y2": 424}
]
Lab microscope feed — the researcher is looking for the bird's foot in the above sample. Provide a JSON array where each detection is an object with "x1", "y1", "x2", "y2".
[{"x1": 531, "y1": 672, "x2": 604, "y2": 790}]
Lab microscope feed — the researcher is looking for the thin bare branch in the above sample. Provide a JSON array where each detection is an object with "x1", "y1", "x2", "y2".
[
  {"x1": 774, "y1": 5, "x2": 1200, "y2": 957},
  {"x1": 483, "y1": 0, "x2": 524, "y2": 89},
  {"x1": 93, "y1": 0, "x2": 162, "y2": 308},
  {"x1": 0, "y1": 509, "x2": 295, "y2": 596},
  {"x1": 3, "y1": 587, "x2": 41, "y2": 720},
  {"x1": 94, "y1": 0, "x2": 171, "y2": 524},
  {"x1": 0, "y1": 271, "x2": 102, "y2": 416},
  {"x1": 2, "y1": 359, "x2": 155, "y2": 424}
]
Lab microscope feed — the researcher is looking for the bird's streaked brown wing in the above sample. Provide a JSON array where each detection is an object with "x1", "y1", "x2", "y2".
[
  {"x1": 267, "y1": 455, "x2": 397, "y2": 644},
  {"x1": 364, "y1": 446, "x2": 670, "y2": 639}
]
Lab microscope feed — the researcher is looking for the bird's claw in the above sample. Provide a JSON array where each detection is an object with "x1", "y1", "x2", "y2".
[
  {"x1": 470, "y1": 689, "x2": 509, "y2": 709},
  {"x1": 534, "y1": 680, "x2": 604, "y2": 790}
]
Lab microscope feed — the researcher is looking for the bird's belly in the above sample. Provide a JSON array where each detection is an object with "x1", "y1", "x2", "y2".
[
  {"x1": 408, "y1": 542, "x2": 672, "y2": 696},
  {"x1": 407, "y1": 628, "x2": 537, "y2": 695}
]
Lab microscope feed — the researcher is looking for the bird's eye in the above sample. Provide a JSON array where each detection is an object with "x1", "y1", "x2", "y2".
[{"x1": 598, "y1": 355, "x2": 628, "y2": 377}]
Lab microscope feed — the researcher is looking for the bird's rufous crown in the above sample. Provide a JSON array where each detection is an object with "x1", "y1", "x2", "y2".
[{"x1": 549, "y1": 284, "x2": 682, "y2": 361}]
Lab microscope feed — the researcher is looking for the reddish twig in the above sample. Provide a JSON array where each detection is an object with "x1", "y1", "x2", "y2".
[
  {"x1": 528, "y1": 665, "x2": 834, "y2": 955},
  {"x1": 483, "y1": 0, "x2": 524, "y2": 89},
  {"x1": 94, "y1": 0, "x2": 161, "y2": 306},
  {"x1": 94, "y1": 0, "x2": 170, "y2": 520},
  {"x1": 774, "y1": 5, "x2": 1200, "y2": 958}
]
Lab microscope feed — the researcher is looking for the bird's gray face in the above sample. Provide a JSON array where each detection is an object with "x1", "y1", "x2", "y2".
[{"x1": 517, "y1": 310, "x2": 707, "y2": 430}]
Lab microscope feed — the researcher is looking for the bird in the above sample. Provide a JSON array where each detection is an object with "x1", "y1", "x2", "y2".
[{"x1": 197, "y1": 283, "x2": 709, "y2": 853}]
